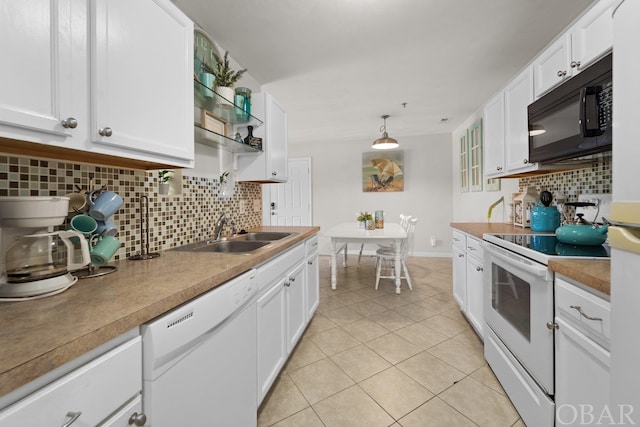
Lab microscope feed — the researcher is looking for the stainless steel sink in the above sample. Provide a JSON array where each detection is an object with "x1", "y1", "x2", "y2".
[
  {"x1": 237, "y1": 232, "x2": 293, "y2": 241},
  {"x1": 172, "y1": 239, "x2": 270, "y2": 253}
]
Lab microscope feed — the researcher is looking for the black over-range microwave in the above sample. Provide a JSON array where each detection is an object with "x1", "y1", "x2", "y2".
[{"x1": 528, "y1": 52, "x2": 612, "y2": 163}]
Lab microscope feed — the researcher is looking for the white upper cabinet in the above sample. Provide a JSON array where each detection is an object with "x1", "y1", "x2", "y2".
[
  {"x1": 533, "y1": 34, "x2": 572, "y2": 98},
  {"x1": 570, "y1": 0, "x2": 615, "y2": 73},
  {"x1": 504, "y1": 67, "x2": 535, "y2": 174},
  {"x1": 0, "y1": 0, "x2": 194, "y2": 168},
  {"x1": 237, "y1": 93, "x2": 288, "y2": 183},
  {"x1": 483, "y1": 92, "x2": 505, "y2": 178},
  {"x1": 0, "y1": 0, "x2": 87, "y2": 148},
  {"x1": 91, "y1": 0, "x2": 194, "y2": 167},
  {"x1": 533, "y1": 0, "x2": 614, "y2": 98}
]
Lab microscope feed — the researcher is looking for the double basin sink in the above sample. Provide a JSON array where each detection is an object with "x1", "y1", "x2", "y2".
[{"x1": 171, "y1": 232, "x2": 294, "y2": 254}]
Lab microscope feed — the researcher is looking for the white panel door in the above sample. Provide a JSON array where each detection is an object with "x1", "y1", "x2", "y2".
[
  {"x1": 264, "y1": 158, "x2": 312, "y2": 226},
  {"x1": 483, "y1": 92, "x2": 505, "y2": 178}
]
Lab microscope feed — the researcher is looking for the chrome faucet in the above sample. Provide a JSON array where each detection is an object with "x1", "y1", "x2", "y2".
[{"x1": 213, "y1": 212, "x2": 228, "y2": 240}]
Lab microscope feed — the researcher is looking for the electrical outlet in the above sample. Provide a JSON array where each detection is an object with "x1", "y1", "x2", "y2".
[
  {"x1": 430, "y1": 236, "x2": 437, "y2": 247},
  {"x1": 239, "y1": 200, "x2": 245, "y2": 214},
  {"x1": 253, "y1": 199, "x2": 261, "y2": 213}
]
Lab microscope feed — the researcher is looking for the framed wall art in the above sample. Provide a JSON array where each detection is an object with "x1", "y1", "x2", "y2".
[
  {"x1": 201, "y1": 110, "x2": 227, "y2": 138},
  {"x1": 362, "y1": 151, "x2": 404, "y2": 192}
]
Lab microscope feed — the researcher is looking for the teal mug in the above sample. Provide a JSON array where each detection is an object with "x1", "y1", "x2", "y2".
[
  {"x1": 68, "y1": 213, "x2": 98, "y2": 237},
  {"x1": 89, "y1": 234, "x2": 121, "y2": 265}
]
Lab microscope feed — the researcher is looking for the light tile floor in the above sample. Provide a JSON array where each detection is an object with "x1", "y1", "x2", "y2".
[{"x1": 258, "y1": 255, "x2": 525, "y2": 427}]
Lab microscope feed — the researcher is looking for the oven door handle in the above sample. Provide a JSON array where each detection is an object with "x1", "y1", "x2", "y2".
[{"x1": 483, "y1": 243, "x2": 551, "y2": 280}]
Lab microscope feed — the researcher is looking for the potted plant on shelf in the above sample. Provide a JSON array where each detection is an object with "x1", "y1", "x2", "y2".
[
  {"x1": 158, "y1": 170, "x2": 174, "y2": 195},
  {"x1": 212, "y1": 51, "x2": 247, "y2": 108}
]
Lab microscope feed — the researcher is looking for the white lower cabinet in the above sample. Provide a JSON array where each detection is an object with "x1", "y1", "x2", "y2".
[
  {"x1": 305, "y1": 236, "x2": 320, "y2": 320},
  {"x1": 0, "y1": 337, "x2": 142, "y2": 427},
  {"x1": 452, "y1": 230, "x2": 467, "y2": 310},
  {"x1": 555, "y1": 276, "x2": 610, "y2": 426},
  {"x1": 465, "y1": 237, "x2": 485, "y2": 338}
]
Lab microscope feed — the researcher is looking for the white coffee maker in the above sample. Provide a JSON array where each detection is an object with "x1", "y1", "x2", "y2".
[{"x1": 0, "y1": 197, "x2": 90, "y2": 298}]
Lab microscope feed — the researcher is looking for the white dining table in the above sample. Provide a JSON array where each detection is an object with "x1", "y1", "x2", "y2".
[{"x1": 324, "y1": 222, "x2": 407, "y2": 294}]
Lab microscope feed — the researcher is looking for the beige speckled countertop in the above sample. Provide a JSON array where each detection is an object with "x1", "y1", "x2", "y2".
[
  {"x1": 0, "y1": 226, "x2": 319, "y2": 397},
  {"x1": 450, "y1": 222, "x2": 610, "y2": 296}
]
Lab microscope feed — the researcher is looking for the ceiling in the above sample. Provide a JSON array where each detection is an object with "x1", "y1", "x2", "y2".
[{"x1": 172, "y1": 0, "x2": 595, "y2": 145}]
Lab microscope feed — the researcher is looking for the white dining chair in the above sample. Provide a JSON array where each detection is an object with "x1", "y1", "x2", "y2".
[
  {"x1": 374, "y1": 217, "x2": 417, "y2": 291},
  {"x1": 357, "y1": 214, "x2": 411, "y2": 267}
]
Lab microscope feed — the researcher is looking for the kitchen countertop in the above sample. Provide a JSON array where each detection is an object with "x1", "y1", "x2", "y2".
[
  {"x1": 0, "y1": 226, "x2": 319, "y2": 397},
  {"x1": 450, "y1": 222, "x2": 611, "y2": 296}
]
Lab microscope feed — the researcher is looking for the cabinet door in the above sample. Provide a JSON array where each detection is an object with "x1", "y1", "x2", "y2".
[
  {"x1": 468, "y1": 119, "x2": 483, "y2": 192},
  {"x1": 452, "y1": 245, "x2": 466, "y2": 311},
  {"x1": 257, "y1": 278, "x2": 287, "y2": 404},
  {"x1": 458, "y1": 130, "x2": 469, "y2": 192},
  {"x1": 571, "y1": 0, "x2": 614, "y2": 73},
  {"x1": 286, "y1": 263, "x2": 306, "y2": 353},
  {"x1": 466, "y1": 254, "x2": 485, "y2": 338},
  {"x1": 0, "y1": 0, "x2": 86, "y2": 146},
  {"x1": 237, "y1": 93, "x2": 288, "y2": 182},
  {"x1": 483, "y1": 93, "x2": 505, "y2": 178},
  {"x1": 306, "y1": 252, "x2": 320, "y2": 320},
  {"x1": 504, "y1": 68, "x2": 535, "y2": 173},
  {"x1": 91, "y1": 0, "x2": 194, "y2": 167},
  {"x1": 533, "y1": 34, "x2": 572, "y2": 98},
  {"x1": 0, "y1": 338, "x2": 141, "y2": 427},
  {"x1": 555, "y1": 317, "x2": 610, "y2": 425}
]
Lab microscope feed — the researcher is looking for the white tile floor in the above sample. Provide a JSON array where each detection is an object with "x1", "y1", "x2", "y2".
[{"x1": 257, "y1": 255, "x2": 525, "y2": 426}]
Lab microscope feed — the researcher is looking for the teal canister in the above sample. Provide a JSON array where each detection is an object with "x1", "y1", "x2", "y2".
[{"x1": 530, "y1": 206, "x2": 561, "y2": 232}]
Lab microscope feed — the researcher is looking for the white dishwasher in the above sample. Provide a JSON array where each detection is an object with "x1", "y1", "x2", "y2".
[{"x1": 142, "y1": 269, "x2": 257, "y2": 427}]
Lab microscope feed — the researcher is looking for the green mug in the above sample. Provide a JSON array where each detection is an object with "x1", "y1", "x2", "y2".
[{"x1": 89, "y1": 234, "x2": 121, "y2": 265}]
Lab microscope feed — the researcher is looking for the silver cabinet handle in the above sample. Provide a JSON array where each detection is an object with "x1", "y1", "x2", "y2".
[
  {"x1": 557, "y1": 70, "x2": 567, "y2": 77},
  {"x1": 61, "y1": 117, "x2": 78, "y2": 129},
  {"x1": 452, "y1": 237, "x2": 460, "y2": 242},
  {"x1": 546, "y1": 322, "x2": 559, "y2": 330},
  {"x1": 289, "y1": 276, "x2": 296, "y2": 282},
  {"x1": 272, "y1": 171, "x2": 278, "y2": 176},
  {"x1": 99, "y1": 127, "x2": 113, "y2": 137},
  {"x1": 284, "y1": 281, "x2": 290, "y2": 287},
  {"x1": 61, "y1": 412, "x2": 82, "y2": 427},
  {"x1": 458, "y1": 253, "x2": 464, "y2": 258},
  {"x1": 467, "y1": 246, "x2": 476, "y2": 251},
  {"x1": 570, "y1": 60, "x2": 581, "y2": 69},
  {"x1": 496, "y1": 166, "x2": 503, "y2": 171},
  {"x1": 570, "y1": 305, "x2": 603, "y2": 321},
  {"x1": 476, "y1": 266, "x2": 483, "y2": 272},
  {"x1": 308, "y1": 260, "x2": 313, "y2": 265},
  {"x1": 523, "y1": 159, "x2": 529, "y2": 164},
  {"x1": 128, "y1": 412, "x2": 147, "y2": 426}
]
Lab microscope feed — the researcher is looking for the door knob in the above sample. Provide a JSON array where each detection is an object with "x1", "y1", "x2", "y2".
[
  {"x1": 61, "y1": 117, "x2": 78, "y2": 129},
  {"x1": 99, "y1": 127, "x2": 113, "y2": 137},
  {"x1": 128, "y1": 412, "x2": 147, "y2": 426}
]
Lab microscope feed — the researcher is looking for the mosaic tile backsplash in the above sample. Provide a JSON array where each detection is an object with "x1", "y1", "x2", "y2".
[{"x1": 0, "y1": 154, "x2": 262, "y2": 261}]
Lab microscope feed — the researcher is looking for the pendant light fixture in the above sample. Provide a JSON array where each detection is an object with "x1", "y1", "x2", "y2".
[{"x1": 371, "y1": 114, "x2": 399, "y2": 150}]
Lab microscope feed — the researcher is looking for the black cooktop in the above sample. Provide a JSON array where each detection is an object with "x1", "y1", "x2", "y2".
[{"x1": 491, "y1": 234, "x2": 611, "y2": 258}]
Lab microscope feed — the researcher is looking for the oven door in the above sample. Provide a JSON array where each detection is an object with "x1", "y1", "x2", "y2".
[{"x1": 483, "y1": 242, "x2": 555, "y2": 394}]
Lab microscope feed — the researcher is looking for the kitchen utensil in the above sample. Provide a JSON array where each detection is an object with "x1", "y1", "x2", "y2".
[
  {"x1": 540, "y1": 191, "x2": 553, "y2": 207},
  {"x1": 531, "y1": 206, "x2": 561, "y2": 232},
  {"x1": 1, "y1": 230, "x2": 90, "y2": 297},
  {"x1": 89, "y1": 234, "x2": 121, "y2": 266},
  {"x1": 555, "y1": 214, "x2": 609, "y2": 246},
  {"x1": 68, "y1": 213, "x2": 98, "y2": 237},
  {"x1": 87, "y1": 189, "x2": 123, "y2": 221}
]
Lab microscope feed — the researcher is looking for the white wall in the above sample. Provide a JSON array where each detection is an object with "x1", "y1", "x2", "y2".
[
  {"x1": 289, "y1": 133, "x2": 453, "y2": 257},
  {"x1": 450, "y1": 109, "x2": 519, "y2": 223}
]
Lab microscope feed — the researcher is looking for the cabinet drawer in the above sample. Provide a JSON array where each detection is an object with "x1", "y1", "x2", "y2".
[
  {"x1": 0, "y1": 337, "x2": 141, "y2": 426},
  {"x1": 257, "y1": 243, "x2": 305, "y2": 293},
  {"x1": 466, "y1": 236, "x2": 483, "y2": 260},
  {"x1": 556, "y1": 277, "x2": 610, "y2": 350},
  {"x1": 305, "y1": 235, "x2": 319, "y2": 255},
  {"x1": 452, "y1": 230, "x2": 466, "y2": 249}
]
